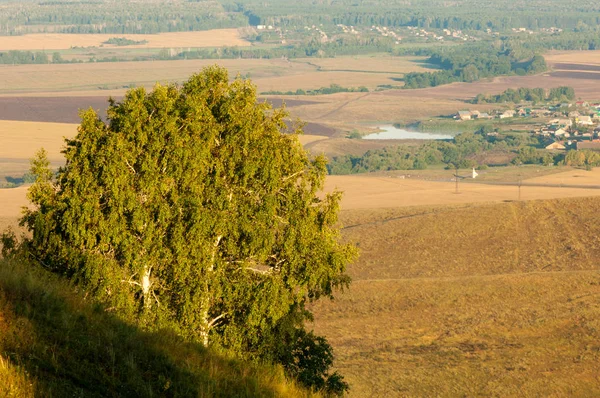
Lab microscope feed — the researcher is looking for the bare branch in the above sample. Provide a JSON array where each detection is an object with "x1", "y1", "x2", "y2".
[
  {"x1": 125, "y1": 159, "x2": 136, "y2": 174},
  {"x1": 207, "y1": 313, "x2": 227, "y2": 329},
  {"x1": 121, "y1": 272, "x2": 141, "y2": 287},
  {"x1": 282, "y1": 170, "x2": 304, "y2": 182}
]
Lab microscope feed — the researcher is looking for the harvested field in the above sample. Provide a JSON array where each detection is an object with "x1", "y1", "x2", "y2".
[
  {"x1": 294, "y1": 55, "x2": 432, "y2": 74},
  {"x1": 0, "y1": 56, "x2": 426, "y2": 96},
  {"x1": 0, "y1": 120, "x2": 76, "y2": 187},
  {"x1": 0, "y1": 30, "x2": 249, "y2": 51},
  {"x1": 552, "y1": 63, "x2": 600, "y2": 72},
  {"x1": 0, "y1": 186, "x2": 29, "y2": 218},
  {"x1": 0, "y1": 120, "x2": 75, "y2": 161},
  {"x1": 310, "y1": 196, "x2": 600, "y2": 396},
  {"x1": 378, "y1": 73, "x2": 600, "y2": 101},
  {"x1": 545, "y1": 50, "x2": 600, "y2": 66},
  {"x1": 0, "y1": 96, "x2": 320, "y2": 124},
  {"x1": 323, "y1": 168, "x2": 600, "y2": 210},
  {"x1": 549, "y1": 70, "x2": 600, "y2": 80},
  {"x1": 0, "y1": 59, "x2": 312, "y2": 95}
]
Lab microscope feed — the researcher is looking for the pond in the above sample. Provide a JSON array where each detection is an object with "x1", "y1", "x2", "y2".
[{"x1": 363, "y1": 125, "x2": 453, "y2": 140}]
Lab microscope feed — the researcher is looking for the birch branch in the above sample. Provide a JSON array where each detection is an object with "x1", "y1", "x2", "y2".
[{"x1": 207, "y1": 313, "x2": 227, "y2": 329}]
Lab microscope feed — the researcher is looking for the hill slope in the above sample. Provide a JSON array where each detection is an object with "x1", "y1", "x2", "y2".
[
  {"x1": 0, "y1": 260, "x2": 314, "y2": 397},
  {"x1": 311, "y1": 197, "x2": 600, "y2": 397}
]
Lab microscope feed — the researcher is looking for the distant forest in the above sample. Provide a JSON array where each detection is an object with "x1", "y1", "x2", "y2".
[
  {"x1": 2, "y1": 0, "x2": 600, "y2": 89},
  {"x1": 1, "y1": 0, "x2": 600, "y2": 35}
]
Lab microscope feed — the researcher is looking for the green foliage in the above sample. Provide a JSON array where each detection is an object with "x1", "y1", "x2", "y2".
[
  {"x1": 403, "y1": 43, "x2": 547, "y2": 89},
  {"x1": 327, "y1": 131, "x2": 549, "y2": 174},
  {"x1": 263, "y1": 84, "x2": 369, "y2": 96},
  {"x1": 512, "y1": 146, "x2": 555, "y2": 166},
  {"x1": 18, "y1": 66, "x2": 356, "y2": 395},
  {"x1": 0, "y1": 50, "x2": 48, "y2": 65},
  {"x1": 564, "y1": 150, "x2": 600, "y2": 169},
  {"x1": 473, "y1": 86, "x2": 575, "y2": 104},
  {"x1": 103, "y1": 37, "x2": 148, "y2": 46}
]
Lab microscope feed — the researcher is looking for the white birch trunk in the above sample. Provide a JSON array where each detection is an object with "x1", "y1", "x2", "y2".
[
  {"x1": 141, "y1": 266, "x2": 152, "y2": 310},
  {"x1": 200, "y1": 235, "x2": 222, "y2": 347}
]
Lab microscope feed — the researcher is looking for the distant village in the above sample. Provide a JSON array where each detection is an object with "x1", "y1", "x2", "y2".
[{"x1": 455, "y1": 101, "x2": 600, "y2": 151}]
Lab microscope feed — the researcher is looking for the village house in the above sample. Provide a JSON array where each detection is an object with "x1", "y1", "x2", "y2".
[
  {"x1": 498, "y1": 110, "x2": 515, "y2": 119},
  {"x1": 456, "y1": 111, "x2": 472, "y2": 121},
  {"x1": 577, "y1": 115, "x2": 593, "y2": 126},
  {"x1": 550, "y1": 118, "x2": 572, "y2": 128},
  {"x1": 545, "y1": 141, "x2": 566, "y2": 150},
  {"x1": 554, "y1": 128, "x2": 570, "y2": 138}
]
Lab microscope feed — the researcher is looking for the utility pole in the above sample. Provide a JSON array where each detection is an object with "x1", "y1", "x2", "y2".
[{"x1": 455, "y1": 166, "x2": 459, "y2": 194}]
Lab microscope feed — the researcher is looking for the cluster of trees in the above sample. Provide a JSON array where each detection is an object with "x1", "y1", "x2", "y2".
[
  {"x1": 103, "y1": 37, "x2": 147, "y2": 46},
  {"x1": 472, "y1": 86, "x2": 576, "y2": 104},
  {"x1": 5, "y1": 67, "x2": 356, "y2": 396},
  {"x1": 403, "y1": 44, "x2": 547, "y2": 89},
  {"x1": 0, "y1": 50, "x2": 64, "y2": 64},
  {"x1": 563, "y1": 150, "x2": 600, "y2": 169},
  {"x1": 512, "y1": 146, "x2": 555, "y2": 166},
  {"x1": 0, "y1": 1, "x2": 245, "y2": 35},
  {"x1": 327, "y1": 130, "x2": 548, "y2": 174},
  {"x1": 262, "y1": 84, "x2": 368, "y2": 96}
]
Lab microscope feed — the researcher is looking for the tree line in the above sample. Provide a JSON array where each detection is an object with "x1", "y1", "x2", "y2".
[
  {"x1": 402, "y1": 44, "x2": 547, "y2": 89},
  {"x1": 327, "y1": 130, "x2": 556, "y2": 174},
  {"x1": 262, "y1": 84, "x2": 368, "y2": 96},
  {"x1": 472, "y1": 86, "x2": 576, "y2": 104}
]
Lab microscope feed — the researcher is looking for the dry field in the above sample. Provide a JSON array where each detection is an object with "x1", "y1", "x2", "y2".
[
  {"x1": 0, "y1": 30, "x2": 249, "y2": 51},
  {"x1": 310, "y1": 196, "x2": 600, "y2": 396},
  {"x1": 323, "y1": 168, "x2": 600, "y2": 210},
  {"x1": 293, "y1": 55, "x2": 432, "y2": 74},
  {"x1": 0, "y1": 56, "x2": 429, "y2": 96},
  {"x1": 0, "y1": 120, "x2": 76, "y2": 188}
]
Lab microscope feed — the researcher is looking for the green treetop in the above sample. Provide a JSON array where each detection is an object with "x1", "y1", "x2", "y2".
[{"x1": 20, "y1": 65, "x2": 357, "y2": 395}]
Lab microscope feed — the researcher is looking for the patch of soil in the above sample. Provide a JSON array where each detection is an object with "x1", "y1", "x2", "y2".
[
  {"x1": 549, "y1": 71, "x2": 600, "y2": 80},
  {"x1": 0, "y1": 96, "x2": 112, "y2": 123},
  {"x1": 552, "y1": 63, "x2": 600, "y2": 72}
]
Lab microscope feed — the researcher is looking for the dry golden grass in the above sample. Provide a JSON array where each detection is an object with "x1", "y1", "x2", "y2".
[
  {"x1": 0, "y1": 30, "x2": 249, "y2": 51},
  {"x1": 310, "y1": 196, "x2": 600, "y2": 396}
]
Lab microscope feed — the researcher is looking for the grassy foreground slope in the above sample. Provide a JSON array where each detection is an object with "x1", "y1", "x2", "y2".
[
  {"x1": 0, "y1": 261, "x2": 314, "y2": 397},
  {"x1": 311, "y1": 197, "x2": 600, "y2": 397}
]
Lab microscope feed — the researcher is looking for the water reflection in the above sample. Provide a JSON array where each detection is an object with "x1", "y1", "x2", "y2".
[{"x1": 363, "y1": 125, "x2": 453, "y2": 140}]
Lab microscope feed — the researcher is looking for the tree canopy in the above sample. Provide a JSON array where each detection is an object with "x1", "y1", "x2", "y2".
[{"x1": 19, "y1": 65, "x2": 356, "y2": 395}]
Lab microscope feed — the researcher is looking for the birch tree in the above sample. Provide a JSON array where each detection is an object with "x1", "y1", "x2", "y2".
[{"x1": 20, "y1": 66, "x2": 356, "y2": 394}]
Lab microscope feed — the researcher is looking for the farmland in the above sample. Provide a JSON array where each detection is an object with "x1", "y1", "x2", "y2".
[{"x1": 0, "y1": 30, "x2": 250, "y2": 51}]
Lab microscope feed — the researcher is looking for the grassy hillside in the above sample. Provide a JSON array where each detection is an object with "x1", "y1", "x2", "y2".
[
  {"x1": 311, "y1": 197, "x2": 600, "y2": 396},
  {"x1": 0, "y1": 260, "x2": 315, "y2": 397}
]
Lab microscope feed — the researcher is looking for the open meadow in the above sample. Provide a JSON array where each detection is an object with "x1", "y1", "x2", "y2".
[
  {"x1": 0, "y1": 30, "x2": 250, "y2": 51},
  {"x1": 310, "y1": 196, "x2": 600, "y2": 396}
]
